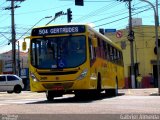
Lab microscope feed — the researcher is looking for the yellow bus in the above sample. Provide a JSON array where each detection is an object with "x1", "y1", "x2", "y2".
[{"x1": 23, "y1": 24, "x2": 124, "y2": 101}]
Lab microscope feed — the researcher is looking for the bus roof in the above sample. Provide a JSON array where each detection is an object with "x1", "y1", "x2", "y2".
[
  {"x1": 32, "y1": 23, "x2": 122, "y2": 50},
  {"x1": 86, "y1": 25, "x2": 122, "y2": 50}
]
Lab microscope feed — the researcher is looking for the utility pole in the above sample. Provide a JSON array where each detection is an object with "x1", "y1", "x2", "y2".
[
  {"x1": 11, "y1": 0, "x2": 16, "y2": 74},
  {"x1": 118, "y1": 0, "x2": 135, "y2": 88},
  {"x1": 156, "y1": 0, "x2": 159, "y2": 26},
  {"x1": 128, "y1": 0, "x2": 135, "y2": 89},
  {"x1": 140, "y1": 0, "x2": 159, "y2": 95},
  {"x1": 5, "y1": 0, "x2": 25, "y2": 75}
]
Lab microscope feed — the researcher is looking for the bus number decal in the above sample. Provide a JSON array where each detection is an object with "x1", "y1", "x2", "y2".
[
  {"x1": 38, "y1": 29, "x2": 48, "y2": 35},
  {"x1": 32, "y1": 25, "x2": 86, "y2": 36}
]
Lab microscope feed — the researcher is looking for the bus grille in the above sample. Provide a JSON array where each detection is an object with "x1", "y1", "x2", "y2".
[{"x1": 42, "y1": 82, "x2": 74, "y2": 90}]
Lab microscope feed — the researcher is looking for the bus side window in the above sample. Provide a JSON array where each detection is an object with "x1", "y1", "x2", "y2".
[
  {"x1": 102, "y1": 41, "x2": 107, "y2": 60},
  {"x1": 113, "y1": 48, "x2": 117, "y2": 63},
  {"x1": 97, "y1": 37, "x2": 101, "y2": 57},
  {"x1": 89, "y1": 37, "x2": 96, "y2": 60},
  {"x1": 107, "y1": 44, "x2": 110, "y2": 60},
  {"x1": 108, "y1": 45, "x2": 113, "y2": 61},
  {"x1": 97, "y1": 38, "x2": 101, "y2": 47},
  {"x1": 117, "y1": 50, "x2": 120, "y2": 64}
]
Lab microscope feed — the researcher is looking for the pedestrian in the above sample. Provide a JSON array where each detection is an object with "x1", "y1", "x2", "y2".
[{"x1": 137, "y1": 74, "x2": 142, "y2": 88}]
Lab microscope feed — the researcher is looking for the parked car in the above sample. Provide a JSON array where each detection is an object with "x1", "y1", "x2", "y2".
[{"x1": 0, "y1": 74, "x2": 24, "y2": 93}]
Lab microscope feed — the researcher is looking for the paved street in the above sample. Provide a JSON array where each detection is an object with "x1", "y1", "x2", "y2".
[{"x1": 0, "y1": 88, "x2": 159, "y2": 120}]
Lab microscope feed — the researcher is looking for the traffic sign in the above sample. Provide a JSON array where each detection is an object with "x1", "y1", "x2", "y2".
[{"x1": 116, "y1": 31, "x2": 123, "y2": 38}]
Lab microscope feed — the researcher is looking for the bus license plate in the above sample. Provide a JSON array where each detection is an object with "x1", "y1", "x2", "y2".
[{"x1": 52, "y1": 86, "x2": 64, "y2": 90}]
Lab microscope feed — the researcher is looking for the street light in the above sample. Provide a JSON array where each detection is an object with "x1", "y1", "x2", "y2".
[
  {"x1": 140, "y1": 0, "x2": 160, "y2": 95},
  {"x1": 18, "y1": 16, "x2": 52, "y2": 40},
  {"x1": 46, "y1": 11, "x2": 66, "y2": 25},
  {"x1": 14, "y1": 16, "x2": 52, "y2": 75}
]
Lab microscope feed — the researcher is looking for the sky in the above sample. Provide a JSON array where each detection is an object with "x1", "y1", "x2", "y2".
[{"x1": 0, "y1": 0, "x2": 159, "y2": 53}]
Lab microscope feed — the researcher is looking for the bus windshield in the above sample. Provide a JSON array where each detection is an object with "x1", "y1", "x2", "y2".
[{"x1": 31, "y1": 36, "x2": 86, "y2": 69}]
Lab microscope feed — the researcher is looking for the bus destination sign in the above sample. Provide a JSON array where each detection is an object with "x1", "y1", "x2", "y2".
[{"x1": 31, "y1": 25, "x2": 86, "y2": 36}]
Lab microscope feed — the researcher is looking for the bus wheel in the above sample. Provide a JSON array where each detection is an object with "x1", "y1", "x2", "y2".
[
  {"x1": 105, "y1": 78, "x2": 118, "y2": 96},
  {"x1": 46, "y1": 91, "x2": 54, "y2": 101},
  {"x1": 96, "y1": 74, "x2": 102, "y2": 95},
  {"x1": 74, "y1": 91, "x2": 86, "y2": 98},
  {"x1": 115, "y1": 78, "x2": 118, "y2": 96}
]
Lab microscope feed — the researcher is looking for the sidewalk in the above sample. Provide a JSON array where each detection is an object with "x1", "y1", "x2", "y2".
[{"x1": 119, "y1": 88, "x2": 159, "y2": 96}]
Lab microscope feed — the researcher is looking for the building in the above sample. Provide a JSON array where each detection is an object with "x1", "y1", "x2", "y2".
[
  {"x1": 105, "y1": 25, "x2": 160, "y2": 88},
  {"x1": 0, "y1": 50, "x2": 29, "y2": 90},
  {"x1": 0, "y1": 50, "x2": 28, "y2": 75}
]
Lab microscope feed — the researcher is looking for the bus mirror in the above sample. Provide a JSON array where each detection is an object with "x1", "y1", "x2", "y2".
[
  {"x1": 22, "y1": 41, "x2": 27, "y2": 51},
  {"x1": 92, "y1": 38, "x2": 98, "y2": 48}
]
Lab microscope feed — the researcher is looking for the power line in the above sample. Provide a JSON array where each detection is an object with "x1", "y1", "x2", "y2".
[
  {"x1": 14, "y1": 3, "x2": 72, "y2": 15},
  {"x1": 0, "y1": 1, "x2": 7, "y2": 7},
  {"x1": 73, "y1": 0, "x2": 158, "y2": 27},
  {"x1": 94, "y1": 6, "x2": 154, "y2": 28},
  {"x1": 92, "y1": 2, "x2": 160, "y2": 27},
  {"x1": 74, "y1": 1, "x2": 119, "y2": 22},
  {"x1": 60, "y1": 0, "x2": 113, "y2": 2},
  {"x1": 91, "y1": 3, "x2": 151, "y2": 24},
  {"x1": 92, "y1": 11, "x2": 128, "y2": 23},
  {"x1": 84, "y1": 0, "x2": 113, "y2": 2}
]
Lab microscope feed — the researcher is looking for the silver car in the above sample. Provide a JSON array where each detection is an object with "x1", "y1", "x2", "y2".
[{"x1": 0, "y1": 74, "x2": 24, "y2": 93}]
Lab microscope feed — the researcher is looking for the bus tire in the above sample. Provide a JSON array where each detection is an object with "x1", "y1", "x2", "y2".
[
  {"x1": 105, "y1": 78, "x2": 118, "y2": 96},
  {"x1": 74, "y1": 90, "x2": 89, "y2": 98},
  {"x1": 96, "y1": 73, "x2": 102, "y2": 94},
  {"x1": 46, "y1": 91, "x2": 54, "y2": 101},
  {"x1": 115, "y1": 78, "x2": 118, "y2": 96},
  {"x1": 7, "y1": 91, "x2": 13, "y2": 94},
  {"x1": 74, "y1": 91, "x2": 81, "y2": 98}
]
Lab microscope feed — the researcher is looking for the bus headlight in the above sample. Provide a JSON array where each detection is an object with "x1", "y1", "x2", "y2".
[
  {"x1": 77, "y1": 68, "x2": 88, "y2": 80},
  {"x1": 90, "y1": 73, "x2": 97, "y2": 80},
  {"x1": 30, "y1": 72, "x2": 39, "y2": 82}
]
